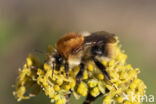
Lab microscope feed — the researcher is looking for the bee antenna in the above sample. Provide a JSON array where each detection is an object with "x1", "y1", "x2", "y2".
[
  {"x1": 52, "y1": 62, "x2": 55, "y2": 79},
  {"x1": 33, "y1": 49, "x2": 45, "y2": 54}
]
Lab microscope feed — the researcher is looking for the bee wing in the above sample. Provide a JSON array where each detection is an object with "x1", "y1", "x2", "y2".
[
  {"x1": 72, "y1": 31, "x2": 116, "y2": 54},
  {"x1": 84, "y1": 31, "x2": 116, "y2": 44}
]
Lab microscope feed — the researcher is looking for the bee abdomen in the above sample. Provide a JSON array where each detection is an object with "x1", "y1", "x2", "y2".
[{"x1": 84, "y1": 31, "x2": 116, "y2": 44}]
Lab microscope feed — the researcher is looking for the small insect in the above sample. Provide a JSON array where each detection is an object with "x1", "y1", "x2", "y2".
[{"x1": 47, "y1": 31, "x2": 116, "y2": 82}]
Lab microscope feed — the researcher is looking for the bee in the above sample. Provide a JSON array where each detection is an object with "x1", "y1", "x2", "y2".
[{"x1": 48, "y1": 31, "x2": 116, "y2": 82}]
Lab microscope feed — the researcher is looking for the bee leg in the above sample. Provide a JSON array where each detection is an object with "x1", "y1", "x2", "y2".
[
  {"x1": 56, "y1": 64, "x2": 61, "y2": 70},
  {"x1": 65, "y1": 62, "x2": 69, "y2": 78},
  {"x1": 52, "y1": 63, "x2": 61, "y2": 78},
  {"x1": 92, "y1": 57, "x2": 111, "y2": 81},
  {"x1": 76, "y1": 63, "x2": 85, "y2": 82}
]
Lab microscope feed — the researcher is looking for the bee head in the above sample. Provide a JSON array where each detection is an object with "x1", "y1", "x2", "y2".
[
  {"x1": 53, "y1": 53, "x2": 64, "y2": 65},
  {"x1": 48, "y1": 50, "x2": 65, "y2": 72}
]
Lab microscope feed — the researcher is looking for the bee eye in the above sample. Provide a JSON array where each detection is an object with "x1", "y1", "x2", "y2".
[
  {"x1": 91, "y1": 45, "x2": 104, "y2": 55},
  {"x1": 55, "y1": 54, "x2": 63, "y2": 64}
]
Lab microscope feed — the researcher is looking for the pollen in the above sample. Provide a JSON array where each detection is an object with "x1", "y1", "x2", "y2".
[
  {"x1": 87, "y1": 64, "x2": 94, "y2": 71},
  {"x1": 97, "y1": 73, "x2": 104, "y2": 80},
  {"x1": 103, "y1": 96, "x2": 112, "y2": 104},
  {"x1": 56, "y1": 78, "x2": 63, "y2": 86},
  {"x1": 124, "y1": 100, "x2": 131, "y2": 104},
  {"x1": 54, "y1": 85, "x2": 60, "y2": 91},
  {"x1": 55, "y1": 97, "x2": 66, "y2": 104},
  {"x1": 26, "y1": 57, "x2": 33, "y2": 67},
  {"x1": 77, "y1": 82, "x2": 88, "y2": 96},
  {"x1": 44, "y1": 63, "x2": 51, "y2": 71},
  {"x1": 63, "y1": 85, "x2": 71, "y2": 91},
  {"x1": 102, "y1": 60, "x2": 107, "y2": 66},
  {"x1": 116, "y1": 96, "x2": 123, "y2": 103},
  {"x1": 90, "y1": 87, "x2": 100, "y2": 97},
  {"x1": 69, "y1": 78, "x2": 76, "y2": 88},
  {"x1": 83, "y1": 70, "x2": 88, "y2": 80},
  {"x1": 88, "y1": 79, "x2": 98, "y2": 88}
]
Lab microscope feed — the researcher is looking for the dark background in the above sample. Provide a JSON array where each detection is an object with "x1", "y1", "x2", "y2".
[{"x1": 0, "y1": 0, "x2": 156, "y2": 104}]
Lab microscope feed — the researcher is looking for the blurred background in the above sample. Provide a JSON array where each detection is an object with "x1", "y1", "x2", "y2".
[{"x1": 0, "y1": 0, "x2": 156, "y2": 104}]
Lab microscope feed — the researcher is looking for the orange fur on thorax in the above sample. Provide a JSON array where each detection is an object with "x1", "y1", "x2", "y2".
[{"x1": 55, "y1": 33, "x2": 84, "y2": 58}]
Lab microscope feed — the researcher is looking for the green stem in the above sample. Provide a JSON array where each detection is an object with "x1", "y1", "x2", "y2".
[{"x1": 83, "y1": 93, "x2": 102, "y2": 104}]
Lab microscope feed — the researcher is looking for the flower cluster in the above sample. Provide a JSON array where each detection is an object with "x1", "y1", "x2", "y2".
[
  {"x1": 13, "y1": 38, "x2": 146, "y2": 104},
  {"x1": 13, "y1": 54, "x2": 41, "y2": 101}
]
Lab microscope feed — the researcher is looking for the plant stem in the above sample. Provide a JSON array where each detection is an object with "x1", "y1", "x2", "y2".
[
  {"x1": 65, "y1": 94, "x2": 71, "y2": 104},
  {"x1": 83, "y1": 93, "x2": 102, "y2": 104}
]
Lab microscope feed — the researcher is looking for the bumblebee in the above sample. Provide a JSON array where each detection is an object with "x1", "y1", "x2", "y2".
[{"x1": 48, "y1": 31, "x2": 116, "y2": 82}]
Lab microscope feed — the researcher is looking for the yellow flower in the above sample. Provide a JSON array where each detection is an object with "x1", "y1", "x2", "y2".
[
  {"x1": 54, "y1": 85, "x2": 60, "y2": 91},
  {"x1": 103, "y1": 96, "x2": 112, "y2": 104},
  {"x1": 124, "y1": 100, "x2": 132, "y2": 104},
  {"x1": 77, "y1": 82, "x2": 88, "y2": 96},
  {"x1": 55, "y1": 96, "x2": 66, "y2": 104},
  {"x1": 87, "y1": 64, "x2": 94, "y2": 71},
  {"x1": 83, "y1": 70, "x2": 88, "y2": 80},
  {"x1": 63, "y1": 85, "x2": 71, "y2": 91},
  {"x1": 97, "y1": 73, "x2": 104, "y2": 80},
  {"x1": 116, "y1": 96, "x2": 123, "y2": 103},
  {"x1": 69, "y1": 78, "x2": 76, "y2": 88},
  {"x1": 56, "y1": 78, "x2": 63, "y2": 86},
  {"x1": 13, "y1": 37, "x2": 146, "y2": 104},
  {"x1": 26, "y1": 57, "x2": 33, "y2": 67},
  {"x1": 90, "y1": 87, "x2": 100, "y2": 97},
  {"x1": 44, "y1": 63, "x2": 51, "y2": 71},
  {"x1": 88, "y1": 79, "x2": 98, "y2": 88}
]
